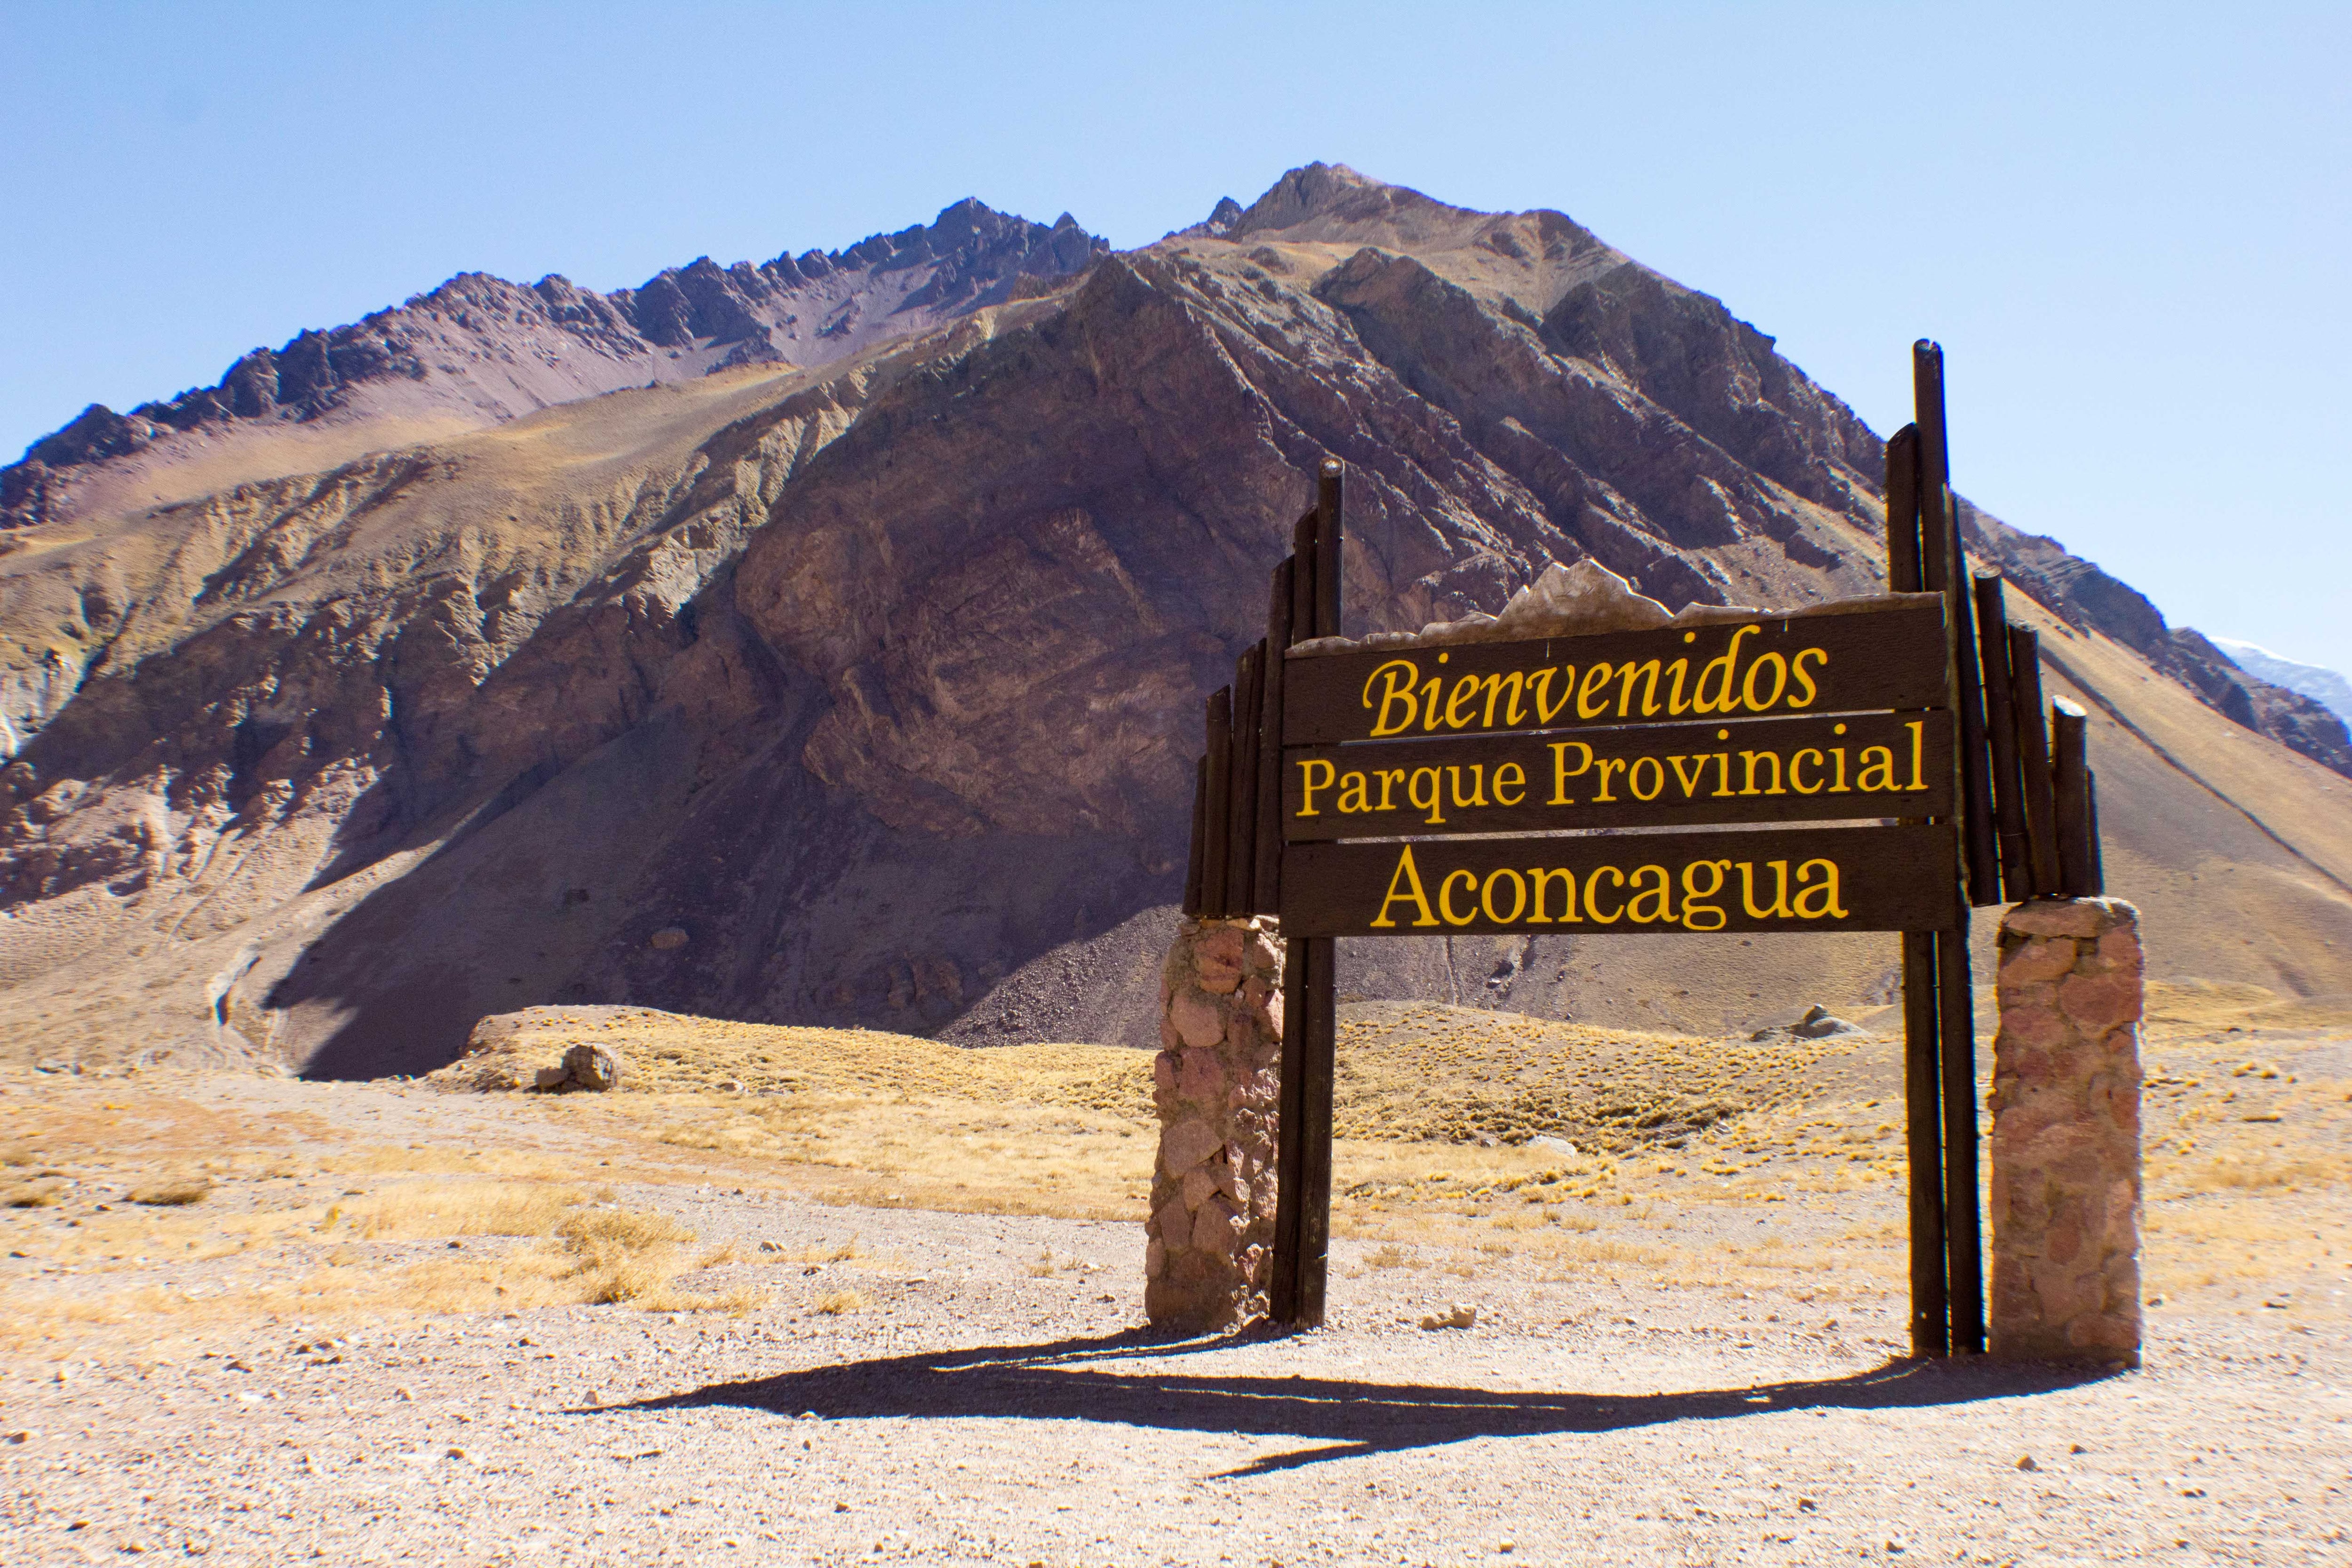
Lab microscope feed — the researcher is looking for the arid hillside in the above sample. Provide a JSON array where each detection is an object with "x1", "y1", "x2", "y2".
[{"x1": 1, "y1": 164, "x2": 2347, "y2": 1075}]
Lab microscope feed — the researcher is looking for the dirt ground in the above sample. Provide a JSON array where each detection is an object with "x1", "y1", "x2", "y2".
[{"x1": 2, "y1": 1001, "x2": 2347, "y2": 1566}]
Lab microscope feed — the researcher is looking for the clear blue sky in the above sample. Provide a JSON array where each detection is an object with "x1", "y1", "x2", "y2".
[{"x1": 5, "y1": 2, "x2": 2346, "y2": 674}]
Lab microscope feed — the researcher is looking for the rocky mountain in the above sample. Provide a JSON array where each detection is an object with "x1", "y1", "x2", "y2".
[
  {"x1": 1, "y1": 201, "x2": 1104, "y2": 532},
  {"x1": 2214, "y1": 638, "x2": 2352, "y2": 724},
  {"x1": 1, "y1": 163, "x2": 2346, "y2": 1077}
]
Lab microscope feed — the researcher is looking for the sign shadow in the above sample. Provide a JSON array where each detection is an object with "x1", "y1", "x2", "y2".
[{"x1": 597, "y1": 1327, "x2": 2119, "y2": 1475}]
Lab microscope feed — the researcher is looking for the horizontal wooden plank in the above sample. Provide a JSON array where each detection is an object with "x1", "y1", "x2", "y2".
[
  {"x1": 1283, "y1": 712, "x2": 1953, "y2": 839},
  {"x1": 1284, "y1": 601, "x2": 1947, "y2": 745},
  {"x1": 1280, "y1": 825, "x2": 1958, "y2": 937}
]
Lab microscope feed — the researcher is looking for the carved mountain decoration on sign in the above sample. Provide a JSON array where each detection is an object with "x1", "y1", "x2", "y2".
[{"x1": 1, "y1": 163, "x2": 2347, "y2": 1075}]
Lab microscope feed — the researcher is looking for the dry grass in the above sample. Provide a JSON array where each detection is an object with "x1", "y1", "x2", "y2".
[
  {"x1": 812, "y1": 1289, "x2": 867, "y2": 1315},
  {"x1": 127, "y1": 1178, "x2": 213, "y2": 1206}
]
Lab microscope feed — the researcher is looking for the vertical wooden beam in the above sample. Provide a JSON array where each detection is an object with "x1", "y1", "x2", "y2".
[
  {"x1": 1254, "y1": 561, "x2": 1294, "y2": 914},
  {"x1": 2086, "y1": 772, "x2": 2106, "y2": 896},
  {"x1": 1182, "y1": 756, "x2": 1207, "y2": 918},
  {"x1": 1201, "y1": 687, "x2": 1232, "y2": 918},
  {"x1": 1914, "y1": 342, "x2": 2000, "y2": 906},
  {"x1": 1224, "y1": 644, "x2": 1263, "y2": 910},
  {"x1": 1294, "y1": 934, "x2": 1336, "y2": 1326},
  {"x1": 2009, "y1": 626, "x2": 2062, "y2": 897},
  {"x1": 1973, "y1": 574, "x2": 2031, "y2": 900},
  {"x1": 2052, "y1": 698, "x2": 2096, "y2": 897},
  {"x1": 1885, "y1": 425, "x2": 1924, "y2": 594},
  {"x1": 1901, "y1": 930, "x2": 1948, "y2": 1357},
  {"x1": 1290, "y1": 510, "x2": 1319, "y2": 643},
  {"x1": 1938, "y1": 918, "x2": 1986, "y2": 1353},
  {"x1": 1313, "y1": 462, "x2": 1343, "y2": 639}
]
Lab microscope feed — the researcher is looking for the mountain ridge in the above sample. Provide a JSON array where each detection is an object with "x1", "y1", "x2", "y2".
[{"x1": 0, "y1": 164, "x2": 2344, "y2": 1076}]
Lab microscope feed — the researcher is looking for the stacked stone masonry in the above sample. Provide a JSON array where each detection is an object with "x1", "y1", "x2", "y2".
[
  {"x1": 1144, "y1": 918, "x2": 1284, "y2": 1332},
  {"x1": 1988, "y1": 897, "x2": 2145, "y2": 1365}
]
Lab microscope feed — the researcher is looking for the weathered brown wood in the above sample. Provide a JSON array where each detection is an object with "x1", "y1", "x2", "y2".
[
  {"x1": 1254, "y1": 561, "x2": 1295, "y2": 912},
  {"x1": 1282, "y1": 712, "x2": 1955, "y2": 840},
  {"x1": 1937, "y1": 914, "x2": 1985, "y2": 1354},
  {"x1": 1225, "y1": 644, "x2": 1263, "y2": 910},
  {"x1": 1885, "y1": 424, "x2": 1924, "y2": 594},
  {"x1": 1202, "y1": 687, "x2": 1232, "y2": 917},
  {"x1": 1972, "y1": 574, "x2": 2030, "y2": 900},
  {"x1": 1290, "y1": 510, "x2": 1319, "y2": 644},
  {"x1": 1902, "y1": 929, "x2": 1948, "y2": 1356},
  {"x1": 1281, "y1": 825, "x2": 1959, "y2": 939},
  {"x1": 1314, "y1": 462, "x2": 1343, "y2": 639},
  {"x1": 1283, "y1": 600, "x2": 1950, "y2": 747},
  {"x1": 1294, "y1": 933, "x2": 1336, "y2": 1326},
  {"x1": 2008, "y1": 625, "x2": 2061, "y2": 896},
  {"x1": 2052, "y1": 697, "x2": 2096, "y2": 897},
  {"x1": 1913, "y1": 342, "x2": 2001, "y2": 907},
  {"x1": 1182, "y1": 756, "x2": 1207, "y2": 917}
]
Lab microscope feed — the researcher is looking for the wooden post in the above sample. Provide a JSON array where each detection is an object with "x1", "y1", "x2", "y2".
[
  {"x1": 1271, "y1": 462, "x2": 1343, "y2": 1328},
  {"x1": 2052, "y1": 698, "x2": 2096, "y2": 897},
  {"x1": 1973, "y1": 574, "x2": 2031, "y2": 901},
  {"x1": 1887, "y1": 419, "x2": 1947, "y2": 1357},
  {"x1": 1938, "y1": 920, "x2": 1985, "y2": 1353},
  {"x1": 1914, "y1": 342, "x2": 2001, "y2": 906},
  {"x1": 1202, "y1": 687, "x2": 1232, "y2": 917},
  {"x1": 2086, "y1": 772, "x2": 2106, "y2": 895},
  {"x1": 1254, "y1": 561, "x2": 1293, "y2": 914},
  {"x1": 1182, "y1": 757, "x2": 1207, "y2": 917},
  {"x1": 1224, "y1": 644, "x2": 1263, "y2": 909},
  {"x1": 1901, "y1": 930, "x2": 1948, "y2": 1357},
  {"x1": 2008, "y1": 626, "x2": 2062, "y2": 897}
]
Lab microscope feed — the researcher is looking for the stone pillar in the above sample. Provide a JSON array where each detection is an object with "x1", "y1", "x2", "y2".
[
  {"x1": 1987, "y1": 897, "x2": 2145, "y2": 1365},
  {"x1": 1144, "y1": 916, "x2": 1284, "y2": 1333}
]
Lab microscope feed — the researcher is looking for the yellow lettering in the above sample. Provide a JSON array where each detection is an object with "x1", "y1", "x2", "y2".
[
  {"x1": 1627, "y1": 864, "x2": 1674, "y2": 923},
  {"x1": 1681, "y1": 859, "x2": 1731, "y2": 931},
  {"x1": 1531, "y1": 666, "x2": 1576, "y2": 723},
  {"x1": 1370, "y1": 844, "x2": 1439, "y2": 929},
  {"x1": 1907, "y1": 720, "x2": 1928, "y2": 791},
  {"x1": 1548, "y1": 741, "x2": 1592, "y2": 804},
  {"x1": 1712, "y1": 752, "x2": 1734, "y2": 797},
  {"x1": 1492, "y1": 761, "x2": 1526, "y2": 806},
  {"x1": 1445, "y1": 675, "x2": 1485, "y2": 730},
  {"x1": 1739, "y1": 860, "x2": 1793, "y2": 918},
  {"x1": 1857, "y1": 745, "x2": 1899, "y2": 792},
  {"x1": 1408, "y1": 767, "x2": 1445, "y2": 825},
  {"x1": 1792, "y1": 858, "x2": 1848, "y2": 919},
  {"x1": 1585, "y1": 866, "x2": 1626, "y2": 923},
  {"x1": 1363, "y1": 660, "x2": 1422, "y2": 737},
  {"x1": 1593, "y1": 757, "x2": 1629, "y2": 802},
  {"x1": 1616, "y1": 659, "x2": 1665, "y2": 718},
  {"x1": 1831, "y1": 747, "x2": 1848, "y2": 791},
  {"x1": 1576, "y1": 662, "x2": 1615, "y2": 720},
  {"x1": 1788, "y1": 647, "x2": 1828, "y2": 708},
  {"x1": 1527, "y1": 867, "x2": 1577, "y2": 923},
  {"x1": 1438, "y1": 870, "x2": 1479, "y2": 927},
  {"x1": 1481, "y1": 869, "x2": 1528, "y2": 924},
  {"x1": 1446, "y1": 765, "x2": 1487, "y2": 809},
  {"x1": 1739, "y1": 750, "x2": 1785, "y2": 796},
  {"x1": 1665, "y1": 657, "x2": 1693, "y2": 714},
  {"x1": 1376, "y1": 769, "x2": 1406, "y2": 811},
  {"x1": 1336, "y1": 771, "x2": 1371, "y2": 813},
  {"x1": 1419, "y1": 677, "x2": 1443, "y2": 732},
  {"x1": 1627, "y1": 756, "x2": 1665, "y2": 801},
  {"x1": 1692, "y1": 625, "x2": 1759, "y2": 713},
  {"x1": 1478, "y1": 671, "x2": 1527, "y2": 728},
  {"x1": 1740, "y1": 651, "x2": 1789, "y2": 713},
  {"x1": 1296, "y1": 757, "x2": 1335, "y2": 816},
  {"x1": 1789, "y1": 748, "x2": 1825, "y2": 794},
  {"x1": 1666, "y1": 755, "x2": 1709, "y2": 798}
]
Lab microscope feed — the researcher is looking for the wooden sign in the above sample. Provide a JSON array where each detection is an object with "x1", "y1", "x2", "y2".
[
  {"x1": 1282, "y1": 599, "x2": 1947, "y2": 746},
  {"x1": 1282, "y1": 711, "x2": 1954, "y2": 838},
  {"x1": 1279, "y1": 824, "x2": 1959, "y2": 938}
]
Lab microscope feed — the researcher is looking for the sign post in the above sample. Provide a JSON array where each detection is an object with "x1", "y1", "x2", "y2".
[{"x1": 1180, "y1": 345, "x2": 2103, "y2": 1347}]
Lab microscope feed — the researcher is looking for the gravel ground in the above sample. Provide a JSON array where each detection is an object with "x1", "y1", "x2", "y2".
[{"x1": 4, "y1": 1186, "x2": 2346, "y2": 1568}]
